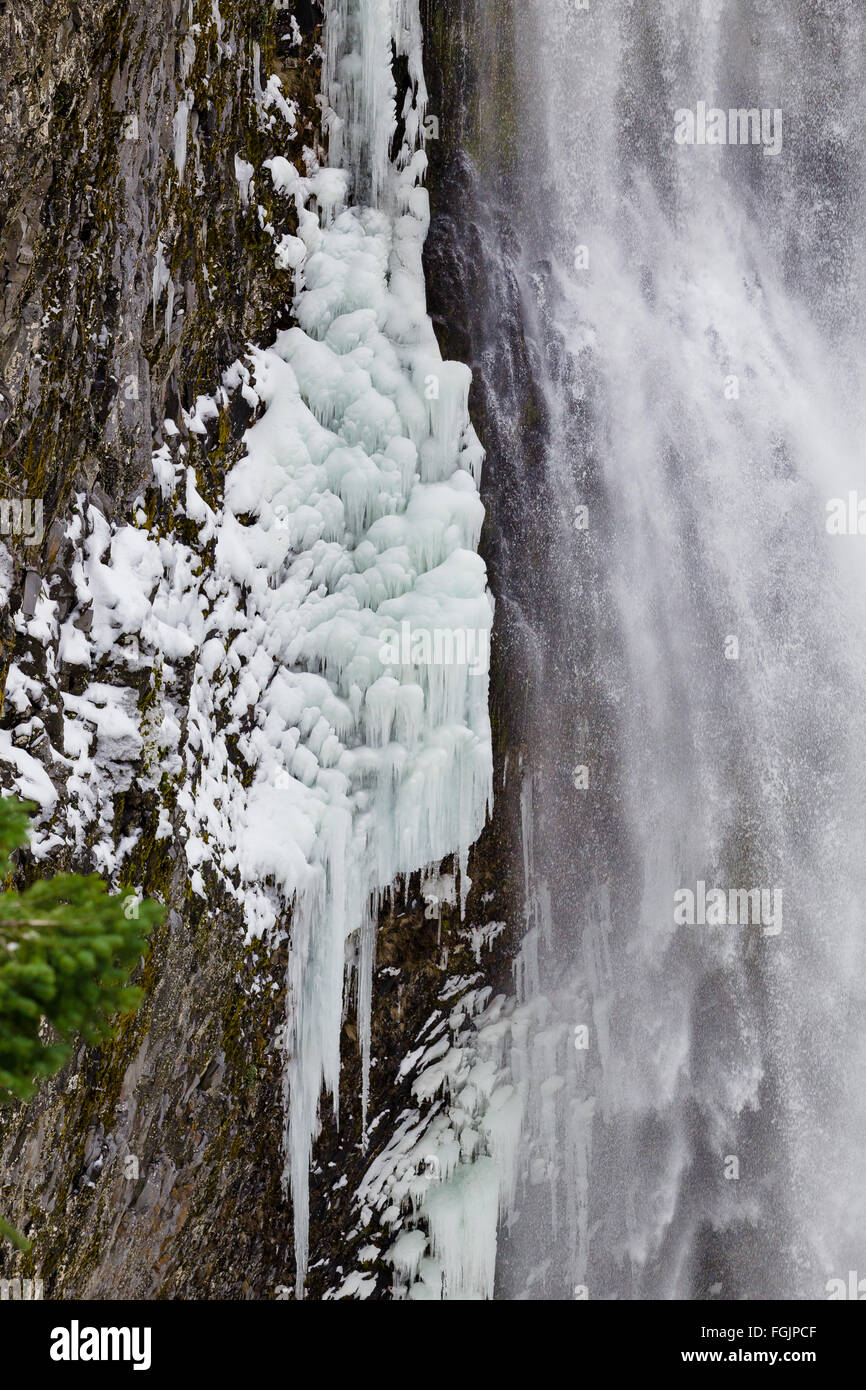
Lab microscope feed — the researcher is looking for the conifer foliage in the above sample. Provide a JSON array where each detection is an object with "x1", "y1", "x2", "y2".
[{"x1": 0, "y1": 795, "x2": 161, "y2": 1248}]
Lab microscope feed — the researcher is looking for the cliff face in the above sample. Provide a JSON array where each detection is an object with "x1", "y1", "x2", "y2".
[
  {"x1": 0, "y1": 0, "x2": 322, "y2": 517},
  {"x1": 0, "y1": 0, "x2": 325, "y2": 1301},
  {"x1": 0, "y1": 1, "x2": 522, "y2": 1300}
]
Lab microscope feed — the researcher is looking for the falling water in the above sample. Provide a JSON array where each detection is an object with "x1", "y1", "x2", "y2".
[{"x1": 426, "y1": 0, "x2": 866, "y2": 1298}]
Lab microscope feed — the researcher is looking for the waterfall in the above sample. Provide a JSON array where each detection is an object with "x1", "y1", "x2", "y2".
[{"x1": 417, "y1": 0, "x2": 866, "y2": 1299}]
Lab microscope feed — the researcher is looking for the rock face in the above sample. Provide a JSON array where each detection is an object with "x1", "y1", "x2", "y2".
[
  {"x1": 0, "y1": 1, "x2": 523, "y2": 1299},
  {"x1": 0, "y1": 0, "x2": 326, "y2": 1302},
  {"x1": 0, "y1": 0, "x2": 321, "y2": 516}
]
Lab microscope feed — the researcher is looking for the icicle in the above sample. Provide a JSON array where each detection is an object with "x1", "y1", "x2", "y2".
[{"x1": 358, "y1": 895, "x2": 376, "y2": 1143}]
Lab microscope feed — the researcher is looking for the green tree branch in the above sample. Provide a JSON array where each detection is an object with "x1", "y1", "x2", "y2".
[{"x1": 0, "y1": 795, "x2": 162, "y2": 1251}]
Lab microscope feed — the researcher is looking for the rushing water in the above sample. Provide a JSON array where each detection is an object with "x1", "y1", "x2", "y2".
[{"x1": 425, "y1": 0, "x2": 866, "y2": 1299}]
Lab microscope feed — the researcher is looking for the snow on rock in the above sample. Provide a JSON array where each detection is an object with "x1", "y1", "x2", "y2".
[{"x1": 333, "y1": 983, "x2": 531, "y2": 1301}]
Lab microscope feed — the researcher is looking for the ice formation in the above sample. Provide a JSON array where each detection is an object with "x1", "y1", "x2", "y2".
[
  {"x1": 261, "y1": 0, "x2": 493, "y2": 1293},
  {"x1": 336, "y1": 979, "x2": 528, "y2": 1300}
]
